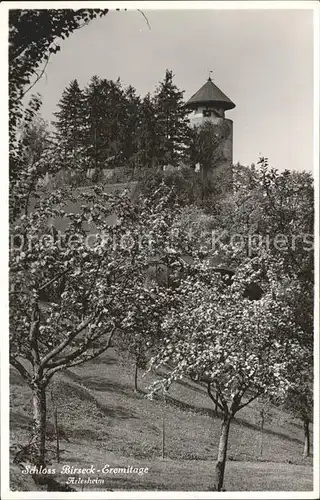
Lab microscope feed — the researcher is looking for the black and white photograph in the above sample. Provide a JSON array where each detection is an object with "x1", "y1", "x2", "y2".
[{"x1": 1, "y1": 1, "x2": 319, "y2": 497}]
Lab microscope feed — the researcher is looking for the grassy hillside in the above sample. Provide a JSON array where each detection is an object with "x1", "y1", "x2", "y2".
[{"x1": 10, "y1": 348, "x2": 313, "y2": 492}]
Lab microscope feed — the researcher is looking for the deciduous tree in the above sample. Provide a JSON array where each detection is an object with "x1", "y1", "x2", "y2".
[
  {"x1": 10, "y1": 182, "x2": 187, "y2": 468},
  {"x1": 148, "y1": 262, "x2": 309, "y2": 490}
]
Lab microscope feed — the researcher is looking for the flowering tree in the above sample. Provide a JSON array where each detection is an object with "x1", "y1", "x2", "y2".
[
  {"x1": 9, "y1": 182, "x2": 184, "y2": 468},
  {"x1": 115, "y1": 282, "x2": 176, "y2": 392},
  {"x1": 213, "y1": 159, "x2": 314, "y2": 438},
  {"x1": 149, "y1": 262, "x2": 309, "y2": 491}
]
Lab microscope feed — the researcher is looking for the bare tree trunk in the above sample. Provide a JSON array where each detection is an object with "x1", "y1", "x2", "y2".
[
  {"x1": 162, "y1": 413, "x2": 165, "y2": 460},
  {"x1": 162, "y1": 391, "x2": 166, "y2": 460},
  {"x1": 213, "y1": 413, "x2": 232, "y2": 491},
  {"x1": 50, "y1": 389, "x2": 60, "y2": 463},
  {"x1": 54, "y1": 407, "x2": 60, "y2": 463},
  {"x1": 259, "y1": 409, "x2": 265, "y2": 458},
  {"x1": 31, "y1": 383, "x2": 47, "y2": 466},
  {"x1": 215, "y1": 389, "x2": 219, "y2": 416},
  {"x1": 303, "y1": 418, "x2": 310, "y2": 457},
  {"x1": 134, "y1": 360, "x2": 138, "y2": 393}
]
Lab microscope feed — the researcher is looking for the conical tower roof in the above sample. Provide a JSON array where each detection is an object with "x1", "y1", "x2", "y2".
[{"x1": 186, "y1": 77, "x2": 235, "y2": 111}]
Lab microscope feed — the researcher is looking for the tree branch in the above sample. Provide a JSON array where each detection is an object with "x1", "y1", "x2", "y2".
[
  {"x1": 38, "y1": 268, "x2": 70, "y2": 293},
  {"x1": 44, "y1": 324, "x2": 114, "y2": 369},
  {"x1": 44, "y1": 324, "x2": 116, "y2": 382},
  {"x1": 137, "y1": 10, "x2": 151, "y2": 30},
  {"x1": 81, "y1": 251, "x2": 109, "y2": 316},
  {"x1": 40, "y1": 311, "x2": 101, "y2": 369},
  {"x1": 9, "y1": 290, "x2": 30, "y2": 296},
  {"x1": 10, "y1": 356, "x2": 32, "y2": 384},
  {"x1": 40, "y1": 259, "x2": 134, "y2": 370},
  {"x1": 237, "y1": 389, "x2": 264, "y2": 411},
  {"x1": 207, "y1": 381, "x2": 225, "y2": 412},
  {"x1": 21, "y1": 55, "x2": 51, "y2": 98}
]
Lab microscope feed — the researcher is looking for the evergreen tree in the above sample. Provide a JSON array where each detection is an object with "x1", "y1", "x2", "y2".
[
  {"x1": 83, "y1": 76, "x2": 127, "y2": 177},
  {"x1": 154, "y1": 69, "x2": 191, "y2": 167},
  {"x1": 52, "y1": 79, "x2": 87, "y2": 174},
  {"x1": 123, "y1": 85, "x2": 140, "y2": 157},
  {"x1": 135, "y1": 93, "x2": 159, "y2": 170},
  {"x1": 120, "y1": 85, "x2": 141, "y2": 176},
  {"x1": 101, "y1": 77, "x2": 128, "y2": 164}
]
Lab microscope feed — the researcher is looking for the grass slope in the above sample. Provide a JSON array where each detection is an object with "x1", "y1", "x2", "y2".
[{"x1": 10, "y1": 348, "x2": 313, "y2": 492}]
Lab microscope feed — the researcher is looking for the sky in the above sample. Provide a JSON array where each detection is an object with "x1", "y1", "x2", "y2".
[{"x1": 27, "y1": 7, "x2": 315, "y2": 173}]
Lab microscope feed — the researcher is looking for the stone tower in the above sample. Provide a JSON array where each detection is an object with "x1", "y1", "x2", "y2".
[{"x1": 186, "y1": 77, "x2": 235, "y2": 170}]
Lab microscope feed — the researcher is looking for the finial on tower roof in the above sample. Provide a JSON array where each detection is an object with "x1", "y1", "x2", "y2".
[{"x1": 208, "y1": 69, "x2": 213, "y2": 81}]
